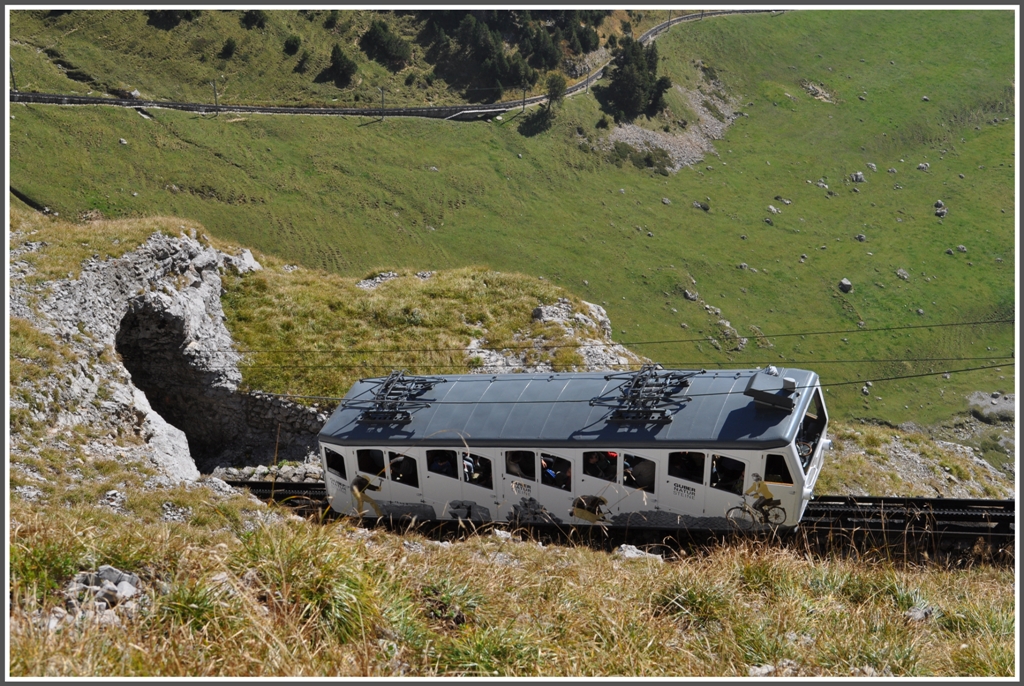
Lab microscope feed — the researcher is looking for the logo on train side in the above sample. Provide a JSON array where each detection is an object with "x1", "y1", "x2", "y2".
[
  {"x1": 510, "y1": 480, "x2": 532, "y2": 496},
  {"x1": 673, "y1": 482, "x2": 696, "y2": 499}
]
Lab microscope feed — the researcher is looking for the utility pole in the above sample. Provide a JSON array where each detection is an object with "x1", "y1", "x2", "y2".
[
  {"x1": 377, "y1": 86, "x2": 385, "y2": 121},
  {"x1": 701, "y1": 10, "x2": 705, "y2": 21},
  {"x1": 9, "y1": 57, "x2": 17, "y2": 92},
  {"x1": 522, "y1": 86, "x2": 526, "y2": 112},
  {"x1": 211, "y1": 80, "x2": 218, "y2": 107}
]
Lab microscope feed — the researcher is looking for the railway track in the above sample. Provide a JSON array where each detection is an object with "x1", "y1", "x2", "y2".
[
  {"x1": 226, "y1": 480, "x2": 1015, "y2": 563},
  {"x1": 9, "y1": 10, "x2": 780, "y2": 121}
]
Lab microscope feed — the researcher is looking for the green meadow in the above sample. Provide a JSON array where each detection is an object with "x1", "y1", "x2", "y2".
[{"x1": 8, "y1": 9, "x2": 1015, "y2": 426}]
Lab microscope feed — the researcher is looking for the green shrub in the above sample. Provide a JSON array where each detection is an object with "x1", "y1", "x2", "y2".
[{"x1": 220, "y1": 37, "x2": 237, "y2": 59}]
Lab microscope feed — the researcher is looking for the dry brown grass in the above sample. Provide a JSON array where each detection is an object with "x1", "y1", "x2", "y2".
[{"x1": 8, "y1": 494, "x2": 1016, "y2": 677}]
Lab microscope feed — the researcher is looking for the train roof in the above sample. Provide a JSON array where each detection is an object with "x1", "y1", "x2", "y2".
[{"x1": 318, "y1": 366, "x2": 823, "y2": 452}]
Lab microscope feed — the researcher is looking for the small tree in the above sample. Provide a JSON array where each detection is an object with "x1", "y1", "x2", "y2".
[
  {"x1": 220, "y1": 37, "x2": 237, "y2": 59},
  {"x1": 241, "y1": 10, "x2": 268, "y2": 30},
  {"x1": 284, "y1": 35, "x2": 302, "y2": 56},
  {"x1": 331, "y1": 44, "x2": 358, "y2": 86},
  {"x1": 545, "y1": 72, "x2": 567, "y2": 110}
]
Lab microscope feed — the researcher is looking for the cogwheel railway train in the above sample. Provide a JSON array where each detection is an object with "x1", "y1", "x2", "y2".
[{"x1": 317, "y1": 365, "x2": 831, "y2": 532}]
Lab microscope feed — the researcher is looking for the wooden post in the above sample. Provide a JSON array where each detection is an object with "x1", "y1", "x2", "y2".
[{"x1": 9, "y1": 58, "x2": 17, "y2": 92}]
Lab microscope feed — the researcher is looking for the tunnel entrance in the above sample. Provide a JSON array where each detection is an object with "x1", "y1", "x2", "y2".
[{"x1": 115, "y1": 298, "x2": 242, "y2": 470}]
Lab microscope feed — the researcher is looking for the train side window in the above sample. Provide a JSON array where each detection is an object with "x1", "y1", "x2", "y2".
[
  {"x1": 356, "y1": 449, "x2": 385, "y2": 477},
  {"x1": 582, "y1": 451, "x2": 617, "y2": 482},
  {"x1": 710, "y1": 455, "x2": 745, "y2": 495},
  {"x1": 324, "y1": 446, "x2": 347, "y2": 479},
  {"x1": 764, "y1": 454, "x2": 793, "y2": 485},
  {"x1": 426, "y1": 449, "x2": 459, "y2": 479},
  {"x1": 623, "y1": 454, "x2": 656, "y2": 493},
  {"x1": 463, "y1": 453, "x2": 493, "y2": 490},
  {"x1": 506, "y1": 450, "x2": 535, "y2": 481},
  {"x1": 540, "y1": 453, "x2": 572, "y2": 491},
  {"x1": 388, "y1": 452, "x2": 419, "y2": 488},
  {"x1": 668, "y1": 451, "x2": 704, "y2": 484}
]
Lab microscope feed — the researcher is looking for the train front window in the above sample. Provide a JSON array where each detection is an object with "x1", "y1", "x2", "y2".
[
  {"x1": 798, "y1": 389, "x2": 827, "y2": 471},
  {"x1": 668, "y1": 452, "x2": 704, "y2": 484},
  {"x1": 506, "y1": 450, "x2": 535, "y2": 481},
  {"x1": 356, "y1": 449, "x2": 385, "y2": 477},
  {"x1": 764, "y1": 454, "x2": 793, "y2": 485}
]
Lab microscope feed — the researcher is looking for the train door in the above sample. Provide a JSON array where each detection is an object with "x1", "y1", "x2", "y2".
[
  {"x1": 662, "y1": 451, "x2": 707, "y2": 520},
  {"x1": 576, "y1": 450, "x2": 628, "y2": 525},
  {"x1": 352, "y1": 448, "x2": 388, "y2": 517},
  {"x1": 537, "y1": 452, "x2": 575, "y2": 523},
  {"x1": 422, "y1": 448, "x2": 463, "y2": 518},
  {"x1": 322, "y1": 444, "x2": 353, "y2": 514},
  {"x1": 379, "y1": 450, "x2": 424, "y2": 515},
  {"x1": 761, "y1": 452, "x2": 799, "y2": 526},
  {"x1": 497, "y1": 449, "x2": 543, "y2": 523},
  {"x1": 616, "y1": 453, "x2": 659, "y2": 522},
  {"x1": 460, "y1": 450, "x2": 499, "y2": 522},
  {"x1": 705, "y1": 453, "x2": 748, "y2": 521}
]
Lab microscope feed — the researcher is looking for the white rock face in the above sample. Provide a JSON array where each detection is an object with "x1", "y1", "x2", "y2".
[{"x1": 133, "y1": 388, "x2": 199, "y2": 482}]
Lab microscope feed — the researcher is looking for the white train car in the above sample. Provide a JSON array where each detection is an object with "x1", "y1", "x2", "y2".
[{"x1": 318, "y1": 365, "x2": 831, "y2": 532}]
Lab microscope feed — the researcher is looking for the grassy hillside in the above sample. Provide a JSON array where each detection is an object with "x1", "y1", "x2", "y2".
[
  {"x1": 9, "y1": 9, "x2": 672, "y2": 107},
  {"x1": 8, "y1": 9, "x2": 1015, "y2": 427}
]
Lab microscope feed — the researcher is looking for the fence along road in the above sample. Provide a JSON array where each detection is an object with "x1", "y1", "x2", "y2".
[{"x1": 9, "y1": 10, "x2": 781, "y2": 121}]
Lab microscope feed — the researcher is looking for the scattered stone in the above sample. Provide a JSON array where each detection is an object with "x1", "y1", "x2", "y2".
[
  {"x1": 356, "y1": 271, "x2": 399, "y2": 289},
  {"x1": 946, "y1": 248, "x2": 954, "y2": 255},
  {"x1": 281, "y1": 264, "x2": 299, "y2": 273},
  {"x1": 838, "y1": 278, "x2": 853, "y2": 293},
  {"x1": 905, "y1": 605, "x2": 935, "y2": 622},
  {"x1": 768, "y1": 204, "x2": 780, "y2": 214},
  {"x1": 764, "y1": 217, "x2": 773, "y2": 226},
  {"x1": 614, "y1": 544, "x2": 663, "y2": 562},
  {"x1": 935, "y1": 207, "x2": 947, "y2": 217},
  {"x1": 415, "y1": 271, "x2": 434, "y2": 280},
  {"x1": 921, "y1": 96, "x2": 930, "y2": 101},
  {"x1": 959, "y1": 173, "x2": 965, "y2": 179},
  {"x1": 916, "y1": 308, "x2": 925, "y2": 315},
  {"x1": 693, "y1": 201, "x2": 709, "y2": 212},
  {"x1": 866, "y1": 162, "x2": 877, "y2": 171},
  {"x1": 119, "y1": 138, "x2": 128, "y2": 145},
  {"x1": 957, "y1": 245, "x2": 967, "y2": 253},
  {"x1": 934, "y1": 200, "x2": 945, "y2": 208},
  {"x1": 850, "y1": 171, "x2": 866, "y2": 182},
  {"x1": 683, "y1": 289, "x2": 699, "y2": 301},
  {"x1": 661, "y1": 197, "x2": 671, "y2": 205},
  {"x1": 896, "y1": 268, "x2": 909, "y2": 280},
  {"x1": 917, "y1": 162, "x2": 930, "y2": 171},
  {"x1": 888, "y1": 168, "x2": 897, "y2": 174},
  {"x1": 738, "y1": 263, "x2": 748, "y2": 270}
]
